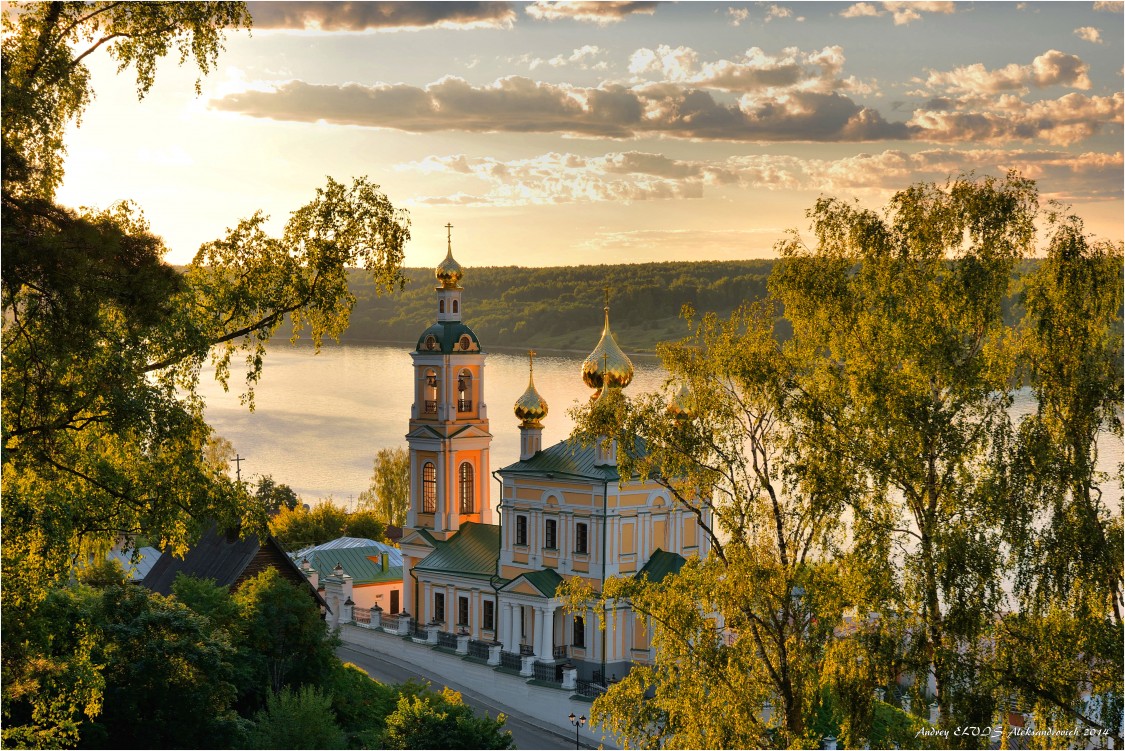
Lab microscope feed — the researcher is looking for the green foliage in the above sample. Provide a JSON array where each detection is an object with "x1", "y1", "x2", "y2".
[
  {"x1": 567, "y1": 301, "x2": 847, "y2": 747},
  {"x1": 2, "y1": 2, "x2": 251, "y2": 198},
  {"x1": 342, "y1": 260, "x2": 778, "y2": 352},
  {"x1": 270, "y1": 501, "x2": 388, "y2": 549},
  {"x1": 345, "y1": 509, "x2": 389, "y2": 542},
  {"x1": 244, "y1": 685, "x2": 346, "y2": 750},
  {"x1": 769, "y1": 173, "x2": 1040, "y2": 728},
  {"x1": 323, "y1": 662, "x2": 401, "y2": 748},
  {"x1": 380, "y1": 686, "x2": 513, "y2": 750},
  {"x1": 257, "y1": 475, "x2": 301, "y2": 516},
  {"x1": 2, "y1": 583, "x2": 241, "y2": 749},
  {"x1": 232, "y1": 568, "x2": 340, "y2": 704},
  {"x1": 2, "y1": 2, "x2": 411, "y2": 617},
  {"x1": 358, "y1": 447, "x2": 410, "y2": 527}
]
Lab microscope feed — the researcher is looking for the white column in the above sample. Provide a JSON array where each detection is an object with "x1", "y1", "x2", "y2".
[
  {"x1": 471, "y1": 590, "x2": 480, "y2": 639},
  {"x1": 422, "y1": 581, "x2": 432, "y2": 622},
  {"x1": 510, "y1": 604, "x2": 522, "y2": 650},
  {"x1": 543, "y1": 605, "x2": 555, "y2": 659},
  {"x1": 500, "y1": 602, "x2": 512, "y2": 650},
  {"x1": 534, "y1": 606, "x2": 546, "y2": 659}
]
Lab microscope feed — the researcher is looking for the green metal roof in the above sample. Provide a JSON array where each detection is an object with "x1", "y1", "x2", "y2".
[
  {"x1": 415, "y1": 321, "x2": 482, "y2": 354},
  {"x1": 307, "y1": 546, "x2": 403, "y2": 585},
  {"x1": 518, "y1": 568, "x2": 564, "y2": 597},
  {"x1": 498, "y1": 439, "x2": 620, "y2": 482},
  {"x1": 413, "y1": 522, "x2": 500, "y2": 580},
  {"x1": 635, "y1": 548, "x2": 686, "y2": 584}
]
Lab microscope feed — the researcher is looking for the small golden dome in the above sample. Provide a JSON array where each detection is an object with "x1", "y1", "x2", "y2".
[
  {"x1": 581, "y1": 306, "x2": 633, "y2": 393},
  {"x1": 435, "y1": 247, "x2": 463, "y2": 289},
  {"x1": 668, "y1": 382, "x2": 694, "y2": 420},
  {"x1": 514, "y1": 352, "x2": 548, "y2": 427}
]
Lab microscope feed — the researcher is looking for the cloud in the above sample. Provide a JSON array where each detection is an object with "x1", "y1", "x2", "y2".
[
  {"x1": 211, "y1": 74, "x2": 907, "y2": 142},
  {"x1": 628, "y1": 44, "x2": 861, "y2": 96},
  {"x1": 909, "y1": 92, "x2": 1123, "y2": 145},
  {"x1": 530, "y1": 45, "x2": 607, "y2": 70},
  {"x1": 922, "y1": 50, "x2": 1092, "y2": 95},
  {"x1": 727, "y1": 7, "x2": 750, "y2": 26},
  {"x1": 524, "y1": 1, "x2": 658, "y2": 24},
  {"x1": 1093, "y1": 0, "x2": 1123, "y2": 11},
  {"x1": 397, "y1": 147, "x2": 1124, "y2": 208},
  {"x1": 245, "y1": 2, "x2": 516, "y2": 31},
  {"x1": 1074, "y1": 26, "x2": 1104, "y2": 43},
  {"x1": 840, "y1": 2, "x2": 882, "y2": 18},
  {"x1": 577, "y1": 229, "x2": 785, "y2": 261},
  {"x1": 840, "y1": 1, "x2": 955, "y2": 24},
  {"x1": 764, "y1": 4, "x2": 793, "y2": 22}
]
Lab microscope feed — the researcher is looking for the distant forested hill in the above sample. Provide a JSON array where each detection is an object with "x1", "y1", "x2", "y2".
[{"x1": 344, "y1": 260, "x2": 779, "y2": 352}]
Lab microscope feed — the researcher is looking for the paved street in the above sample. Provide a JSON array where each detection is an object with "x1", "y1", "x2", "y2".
[{"x1": 337, "y1": 644, "x2": 590, "y2": 750}]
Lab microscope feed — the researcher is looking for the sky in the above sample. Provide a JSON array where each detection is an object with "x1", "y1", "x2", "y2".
[{"x1": 54, "y1": 1, "x2": 1124, "y2": 268}]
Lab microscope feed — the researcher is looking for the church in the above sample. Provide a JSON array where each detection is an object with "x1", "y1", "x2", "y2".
[{"x1": 398, "y1": 235, "x2": 711, "y2": 682}]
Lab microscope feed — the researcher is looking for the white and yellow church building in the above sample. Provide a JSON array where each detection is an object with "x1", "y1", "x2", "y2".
[{"x1": 398, "y1": 239, "x2": 711, "y2": 681}]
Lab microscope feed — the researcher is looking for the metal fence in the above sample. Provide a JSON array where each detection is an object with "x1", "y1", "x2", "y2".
[
  {"x1": 468, "y1": 640, "x2": 491, "y2": 660},
  {"x1": 533, "y1": 662, "x2": 561, "y2": 684},
  {"x1": 552, "y1": 644, "x2": 568, "y2": 660},
  {"x1": 437, "y1": 631, "x2": 458, "y2": 649},
  {"x1": 519, "y1": 643, "x2": 535, "y2": 656},
  {"x1": 412, "y1": 623, "x2": 429, "y2": 640},
  {"x1": 576, "y1": 679, "x2": 605, "y2": 698},
  {"x1": 500, "y1": 651, "x2": 523, "y2": 670},
  {"x1": 353, "y1": 607, "x2": 371, "y2": 625}
]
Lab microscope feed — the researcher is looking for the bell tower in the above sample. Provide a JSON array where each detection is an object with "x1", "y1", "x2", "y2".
[{"x1": 405, "y1": 226, "x2": 493, "y2": 542}]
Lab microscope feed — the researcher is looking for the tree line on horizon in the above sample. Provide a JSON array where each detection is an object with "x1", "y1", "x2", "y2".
[{"x1": 335, "y1": 258, "x2": 1041, "y2": 353}]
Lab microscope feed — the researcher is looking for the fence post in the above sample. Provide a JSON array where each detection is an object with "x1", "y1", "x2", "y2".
[
  {"x1": 562, "y1": 664, "x2": 577, "y2": 691},
  {"x1": 371, "y1": 605, "x2": 382, "y2": 630},
  {"x1": 397, "y1": 613, "x2": 412, "y2": 637},
  {"x1": 488, "y1": 644, "x2": 502, "y2": 666},
  {"x1": 520, "y1": 655, "x2": 536, "y2": 678},
  {"x1": 425, "y1": 622, "x2": 441, "y2": 645},
  {"x1": 456, "y1": 633, "x2": 470, "y2": 655}
]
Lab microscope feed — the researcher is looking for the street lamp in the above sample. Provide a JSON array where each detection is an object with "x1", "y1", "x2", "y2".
[{"x1": 568, "y1": 712, "x2": 586, "y2": 750}]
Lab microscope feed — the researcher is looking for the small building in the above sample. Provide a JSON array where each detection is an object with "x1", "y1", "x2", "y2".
[
  {"x1": 297, "y1": 537, "x2": 404, "y2": 615},
  {"x1": 142, "y1": 524, "x2": 326, "y2": 611}
]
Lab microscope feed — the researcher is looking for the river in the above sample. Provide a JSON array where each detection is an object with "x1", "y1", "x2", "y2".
[
  {"x1": 196, "y1": 342, "x2": 666, "y2": 503},
  {"x1": 197, "y1": 342, "x2": 1123, "y2": 511}
]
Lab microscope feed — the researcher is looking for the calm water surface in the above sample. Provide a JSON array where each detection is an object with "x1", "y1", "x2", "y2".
[
  {"x1": 197, "y1": 343, "x2": 666, "y2": 502},
  {"x1": 198, "y1": 343, "x2": 1124, "y2": 511}
]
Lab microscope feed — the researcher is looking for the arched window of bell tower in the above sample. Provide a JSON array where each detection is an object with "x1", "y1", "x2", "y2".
[
  {"x1": 458, "y1": 462, "x2": 474, "y2": 513},
  {"x1": 424, "y1": 370, "x2": 438, "y2": 415},
  {"x1": 440, "y1": 299, "x2": 446, "y2": 313},
  {"x1": 422, "y1": 462, "x2": 437, "y2": 513},
  {"x1": 457, "y1": 369, "x2": 473, "y2": 413},
  {"x1": 452, "y1": 300, "x2": 459, "y2": 314}
]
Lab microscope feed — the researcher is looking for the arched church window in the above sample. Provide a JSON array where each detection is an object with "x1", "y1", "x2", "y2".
[
  {"x1": 458, "y1": 462, "x2": 474, "y2": 513},
  {"x1": 422, "y1": 462, "x2": 437, "y2": 513},
  {"x1": 457, "y1": 369, "x2": 472, "y2": 412},
  {"x1": 439, "y1": 299, "x2": 445, "y2": 313},
  {"x1": 452, "y1": 299, "x2": 459, "y2": 314},
  {"x1": 424, "y1": 370, "x2": 438, "y2": 415}
]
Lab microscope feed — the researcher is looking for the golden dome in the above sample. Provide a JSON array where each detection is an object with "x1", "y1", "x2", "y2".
[
  {"x1": 435, "y1": 246, "x2": 463, "y2": 289},
  {"x1": 514, "y1": 352, "x2": 548, "y2": 427},
  {"x1": 668, "y1": 382, "x2": 694, "y2": 420},
  {"x1": 581, "y1": 306, "x2": 633, "y2": 393}
]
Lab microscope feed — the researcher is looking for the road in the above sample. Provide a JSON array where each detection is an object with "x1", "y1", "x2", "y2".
[{"x1": 337, "y1": 644, "x2": 589, "y2": 750}]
